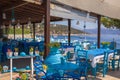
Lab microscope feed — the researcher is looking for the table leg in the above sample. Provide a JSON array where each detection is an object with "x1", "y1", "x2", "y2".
[
  {"x1": 31, "y1": 57, "x2": 34, "y2": 79},
  {"x1": 10, "y1": 58, "x2": 13, "y2": 80}
]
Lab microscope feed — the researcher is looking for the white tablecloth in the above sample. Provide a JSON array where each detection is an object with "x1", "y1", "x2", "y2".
[{"x1": 91, "y1": 53, "x2": 114, "y2": 68}]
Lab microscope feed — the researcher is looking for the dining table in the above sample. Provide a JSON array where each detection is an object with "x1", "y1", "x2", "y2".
[
  {"x1": 77, "y1": 49, "x2": 114, "y2": 68},
  {"x1": 47, "y1": 62, "x2": 79, "y2": 77}
]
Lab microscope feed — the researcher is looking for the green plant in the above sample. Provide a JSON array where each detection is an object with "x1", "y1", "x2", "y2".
[
  {"x1": 14, "y1": 48, "x2": 19, "y2": 52},
  {"x1": 101, "y1": 42, "x2": 110, "y2": 45},
  {"x1": 21, "y1": 73, "x2": 28, "y2": 80},
  {"x1": 18, "y1": 71, "x2": 23, "y2": 76},
  {"x1": 39, "y1": 51, "x2": 44, "y2": 56},
  {"x1": 0, "y1": 65, "x2": 3, "y2": 72},
  {"x1": 29, "y1": 47, "x2": 34, "y2": 52},
  {"x1": 48, "y1": 42, "x2": 60, "y2": 48}
]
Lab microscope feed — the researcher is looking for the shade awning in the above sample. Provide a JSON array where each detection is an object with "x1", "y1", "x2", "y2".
[
  {"x1": 50, "y1": 4, "x2": 96, "y2": 22},
  {"x1": 52, "y1": 0, "x2": 120, "y2": 20}
]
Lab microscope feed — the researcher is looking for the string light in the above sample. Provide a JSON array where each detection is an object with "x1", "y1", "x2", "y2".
[
  {"x1": 76, "y1": 20, "x2": 80, "y2": 25},
  {"x1": 2, "y1": 13, "x2": 6, "y2": 19}
]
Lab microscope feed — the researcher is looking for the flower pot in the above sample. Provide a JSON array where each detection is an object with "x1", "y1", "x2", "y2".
[
  {"x1": 29, "y1": 52, "x2": 33, "y2": 56},
  {"x1": 49, "y1": 47, "x2": 58, "y2": 54},
  {"x1": 14, "y1": 52, "x2": 18, "y2": 56},
  {"x1": 35, "y1": 51, "x2": 39, "y2": 55},
  {"x1": 40, "y1": 56, "x2": 44, "y2": 61},
  {"x1": 7, "y1": 52, "x2": 13, "y2": 57},
  {"x1": 3, "y1": 66, "x2": 8, "y2": 73}
]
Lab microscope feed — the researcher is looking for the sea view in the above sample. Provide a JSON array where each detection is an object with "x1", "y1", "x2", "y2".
[{"x1": 50, "y1": 34, "x2": 120, "y2": 48}]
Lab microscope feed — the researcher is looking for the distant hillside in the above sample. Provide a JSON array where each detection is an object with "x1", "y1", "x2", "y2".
[{"x1": 36, "y1": 24, "x2": 86, "y2": 34}]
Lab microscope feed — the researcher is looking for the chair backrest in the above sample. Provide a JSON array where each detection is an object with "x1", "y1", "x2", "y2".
[
  {"x1": 103, "y1": 51, "x2": 109, "y2": 65},
  {"x1": 112, "y1": 49, "x2": 120, "y2": 59},
  {"x1": 77, "y1": 50, "x2": 88, "y2": 60},
  {"x1": 34, "y1": 60, "x2": 44, "y2": 75}
]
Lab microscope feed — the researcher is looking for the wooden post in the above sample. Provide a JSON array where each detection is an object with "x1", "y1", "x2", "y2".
[
  {"x1": 13, "y1": 25, "x2": 15, "y2": 40},
  {"x1": 22, "y1": 25, "x2": 24, "y2": 40},
  {"x1": 97, "y1": 15, "x2": 101, "y2": 48},
  {"x1": 44, "y1": 0, "x2": 50, "y2": 59},
  {"x1": 0, "y1": 7, "x2": 3, "y2": 38},
  {"x1": 68, "y1": 19, "x2": 71, "y2": 46},
  {"x1": 5, "y1": 26, "x2": 7, "y2": 35},
  {"x1": 33, "y1": 23, "x2": 35, "y2": 41}
]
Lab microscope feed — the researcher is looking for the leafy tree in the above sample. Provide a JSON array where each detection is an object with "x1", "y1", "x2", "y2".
[{"x1": 101, "y1": 17, "x2": 120, "y2": 29}]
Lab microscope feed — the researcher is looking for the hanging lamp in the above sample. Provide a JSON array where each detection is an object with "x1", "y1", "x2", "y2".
[
  {"x1": 83, "y1": 21, "x2": 86, "y2": 29},
  {"x1": 53, "y1": 22, "x2": 56, "y2": 27},
  {"x1": 76, "y1": 20, "x2": 80, "y2": 25},
  {"x1": 17, "y1": 20, "x2": 20, "y2": 28},
  {"x1": 11, "y1": 8, "x2": 15, "y2": 25},
  {"x1": 41, "y1": 15, "x2": 44, "y2": 24},
  {"x1": 27, "y1": 18, "x2": 31, "y2": 28},
  {"x1": 2, "y1": 13, "x2": 6, "y2": 19}
]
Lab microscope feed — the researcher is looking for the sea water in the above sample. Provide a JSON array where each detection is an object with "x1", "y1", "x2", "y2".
[
  {"x1": 52, "y1": 34, "x2": 120, "y2": 48},
  {"x1": 38, "y1": 34, "x2": 120, "y2": 48}
]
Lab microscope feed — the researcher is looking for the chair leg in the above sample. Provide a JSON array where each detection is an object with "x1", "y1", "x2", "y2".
[
  {"x1": 118, "y1": 59, "x2": 120, "y2": 70},
  {"x1": 92, "y1": 67, "x2": 97, "y2": 78},
  {"x1": 112, "y1": 60, "x2": 115, "y2": 71}
]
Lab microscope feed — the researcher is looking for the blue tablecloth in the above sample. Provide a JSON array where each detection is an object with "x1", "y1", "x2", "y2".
[
  {"x1": 77, "y1": 49, "x2": 114, "y2": 59},
  {"x1": 87, "y1": 49, "x2": 114, "y2": 57},
  {"x1": 48, "y1": 62, "x2": 79, "y2": 71}
]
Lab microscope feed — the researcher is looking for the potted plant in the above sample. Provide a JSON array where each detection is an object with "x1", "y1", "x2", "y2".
[
  {"x1": 48, "y1": 42, "x2": 60, "y2": 52},
  {"x1": 14, "y1": 48, "x2": 19, "y2": 56},
  {"x1": 39, "y1": 51, "x2": 44, "y2": 60},
  {"x1": 0, "y1": 65, "x2": 3, "y2": 74},
  {"x1": 101, "y1": 42, "x2": 110, "y2": 49},
  {"x1": 35, "y1": 47, "x2": 39, "y2": 55},
  {"x1": 29, "y1": 47, "x2": 34, "y2": 55},
  {"x1": 7, "y1": 49, "x2": 13, "y2": 57},
  {"x1": 3, "y1": 65, "x2": 8, "y2": 72},
  {"x1": 21, "y1": 73, "x2": 28, "y2": 80},
  {"x1": 42, "y1": 64, "x2": 48, "y2": 73}
]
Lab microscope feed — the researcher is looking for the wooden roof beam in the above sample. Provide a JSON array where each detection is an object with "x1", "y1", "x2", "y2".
[{"x1": 23, "y1": 0, "x2": 43, "y2": 5}]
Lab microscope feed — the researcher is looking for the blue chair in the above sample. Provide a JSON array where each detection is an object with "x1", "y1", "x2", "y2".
[
  {"x1": 109, "y1": 49, "x2": 120, "y2": 70},
  {"x1": 65, "y1": 50, "x2": 88, "y2": 80},
  {"x1": 109, "y1": 41, "x2": 116, "y2": 50},
  {"x1": 95, "y1": 51, "x2": 109, "y2": 77},
  {"x1": 34, "y1": 59, "x2": 55, "y2": 80}
]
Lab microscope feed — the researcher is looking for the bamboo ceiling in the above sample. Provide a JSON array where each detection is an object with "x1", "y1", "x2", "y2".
[{"x1": 0, "y1": 0, "x2": 62, "y2": 25}]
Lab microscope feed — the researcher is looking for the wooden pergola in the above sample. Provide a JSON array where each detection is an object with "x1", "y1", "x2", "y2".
[{"x1": 0, "y1": 0, "x2": 101, "y2": 59}]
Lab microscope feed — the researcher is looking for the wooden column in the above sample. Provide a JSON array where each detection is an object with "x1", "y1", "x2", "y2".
[
  {"x1": 44, "y1": 0, "x2": 50, "y2": 59},
  {"x1": 33, "y1": 23, "x2": 35, "y2": 41},
  {"x1": 97, "y1": 15, "x2": 101, "y2": 48},
  {"x1": 68, "y1": 19, "x2": 71, "y2": 46},
  {"x1": 13, "y1": 25, "x2": 15, "y2": 40},
  {"x1": 0, "y1": 7, "x2": 3, "y2": 38},
  {"x1": 22, "y1": 25, "x2": 24, "y2": 40}
]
